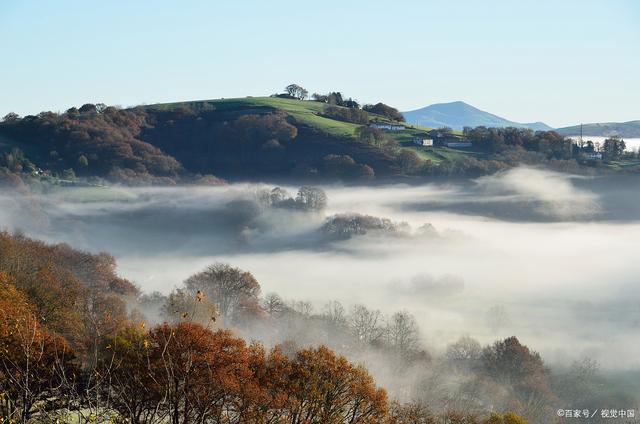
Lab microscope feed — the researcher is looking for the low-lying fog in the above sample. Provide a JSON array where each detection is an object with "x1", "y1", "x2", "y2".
[
  {"x1": 567, "y1": 136, "x2": 640, "y2": 152},
  {"x1": 2, "y1": 167, "x2": 640, "y2": 370}
]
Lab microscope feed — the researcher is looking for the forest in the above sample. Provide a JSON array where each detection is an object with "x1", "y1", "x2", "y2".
[{"x1": 1, "y1": 228, "x2": 633, "y2": 423}]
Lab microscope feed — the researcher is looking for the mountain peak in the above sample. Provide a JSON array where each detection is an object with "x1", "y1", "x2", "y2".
[{"x1": 402, "y1": 101, "x2": 552, "y2": 131}]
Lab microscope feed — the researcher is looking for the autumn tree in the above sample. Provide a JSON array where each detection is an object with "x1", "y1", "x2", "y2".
[
  {"x1": 139, "y1": 323, "x2": 261, "y2": 423},
  {"x1": 284, "y1": 346, "x2": 389, "y2": 423},
  {"x1": 162, "y1": 287, "x2": 219, "y2": 326},
  {"x1": 322, "y1": 154, "x2": 375, "y2": 180},
  {"x1": 389, "y1": 401, "x2": 436, "y2": 423},
  {"x1": 98, "y1": 325, "x2": 162, "y2": 424},
  {"x1": 183, "y1": 263, "x2": 261, "y2": 323},
  {"x1": 397, "y1": 150, "x2": 422, "y2": 174},
  {"x1": 483, "y1": 412, "x2": 529, "y2": 424},
  {"x1": 479, "y1": 337, "x2": 554, "y2": 421},
  {"x1": 363, "y1": 103, "x2": 405, "y2": 122},
  {"x1": 0, "y1": 273, "x2": 77, "y2": 422}
]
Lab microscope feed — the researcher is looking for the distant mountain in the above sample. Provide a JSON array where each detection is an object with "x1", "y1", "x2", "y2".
[
  {"x1": 556, "y1": 121, "x2": 640, "y2": 138},
  {"x1": 402, "y1": 101, "x2": 552, "y2": 131}
]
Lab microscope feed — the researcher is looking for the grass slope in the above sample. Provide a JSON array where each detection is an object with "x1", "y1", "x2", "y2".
[{"x1": 151, "y1": 97, "x2": 362, "y2": 138}]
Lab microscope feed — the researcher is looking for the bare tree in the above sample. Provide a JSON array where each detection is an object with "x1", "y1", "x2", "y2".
[
  {"x1": 446, "y1": 336, "x2": 482, "y2": 370},
  {"x1": 262, "y1": 292, "x2": 287, "y2": 318},
  {"x1": 349, "y1": 304, "x2": 384, "y2": 345},
  {"x1": 322, "y1": 300, "x2": 347, "y2": 328},
  {"x1": 384, "y1": 311, "x2": 420, "y2": 356}
]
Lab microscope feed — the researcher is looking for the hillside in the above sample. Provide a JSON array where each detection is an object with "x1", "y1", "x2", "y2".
[
  {"x1": 0, "y1": 96, "x2": 496, "y2": 185},
  {"x1": 3, "y1": 95, "x2": 629, "y2": 186},
  {"x1": 556, "y1": 120, "x2": 640, "y2": 138},
  {"x1": 402, "y1": 101, "x2": 552, "y2": 131}
]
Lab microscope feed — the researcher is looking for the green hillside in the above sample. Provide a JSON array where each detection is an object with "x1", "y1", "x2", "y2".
[
  {"x1": 152, "y1": 97, "x2": 363, "y2": 138},
  {"x1": 149, "y1": 97, "x2": 477, "y2": 165},
  {"x1": 2, "y1": 95, "x2": 618, "y2": 186}
]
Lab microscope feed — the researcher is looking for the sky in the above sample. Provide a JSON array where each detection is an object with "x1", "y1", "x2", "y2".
[{"x1": 0, "y1": 0, "x2": 638, "y2": 128}]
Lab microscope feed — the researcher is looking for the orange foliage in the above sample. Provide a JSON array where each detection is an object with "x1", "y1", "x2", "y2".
[{"x1": 0, "y1": 272, "x2": 76, "y2": 421}]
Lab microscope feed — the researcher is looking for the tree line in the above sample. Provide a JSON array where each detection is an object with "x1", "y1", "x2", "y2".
[
  {"x1": 0, "y1": 231, "x2": 535, "y2": 424},
  {"x1": 2, "y1": 231, "x2": 633, "y2": 422}
]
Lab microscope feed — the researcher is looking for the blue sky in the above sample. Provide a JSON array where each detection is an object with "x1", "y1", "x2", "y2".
[{"x1": 0, "y1": 0, "x2": 638, "y2": 127}]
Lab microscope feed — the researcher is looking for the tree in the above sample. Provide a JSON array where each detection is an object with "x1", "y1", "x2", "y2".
[
  {"x1": 2, "y1": 112, "x2": 20, "y2": 122},
  {"x1": 322, "y1": 300, "x2": 347, "y2": 328},
  {"x1": 270, "y1": 187, "x2": 290, "y2": 204},
  {"x1": 327, "y1": 92, "x2": 344, "y2": 106},
  {"x1": 144, "y1": 323, "x2": 260, "y2": 423},
  {"x1": 98, "y1": 325, "x2": 162, "y2": 424},
  {"x1": 61, "y1": 168, "x2": 76, "y2": 180},
  {"x1": 183, "y1": 263, "x2": 261, "y2": 322},
  {"x1": 602, "y1": 136, "x2": 626, "y2": 159},
  {"x1": 446, "y1": 336, "x2": 482, "y2": 369},
  {"x1": 349, "y1": 304, "x2": 384, "y2": 345},
  {"x1": 285, "y1": 346, "x2": 389, "y2": 423},
  {"x1": 322, "y1": 105, "x2": 369, "y2": 124},
  {"x1": 78, "y1": 103, "x2": 98, "y2": 114},
  {"x1": 262, "y1": 292, "x2": 287, "y2": 318},
  {"x1": 397, "y1": 150, "x2": 422, "y2": 174},
  {"x1": 285, "y1": 84, "x2": 308, "y2": 100},
  {"x1": 390, "y1": 401, "x2": 436, "y2": 423},
  {"x1": 384, "y1": 311, "x2": 420, "y2": 356},
  {"x1": 363, "y1": 103, "x2": 405, "y2": 122},
  {"x1": 356, "y1": 126, "x2": 391, "y2": 148},
  {"x1": 77, "y1": 154, "x2": 89, "y2": 167},
  {"x1": 322, "y1": 154, "x2": 375, "y2": 180},
  {"x1": 480, "y1": 337, "x2": 554, "y2": 421},
  {"x1": 483, "y1": 412, "x2": 529, "y2": 424},
  {"x1": 0, "y1": 273, "x2": 77, "y2": 421},
  {"x1": 312, "y1": 93, "x2": 329, "y2": 103},
  {"x1": 162, "y1": 287, "x2": 219, "y2": 326},
  {"x1": 295, "y1": 186, "x2": 327, "y2": 210}
]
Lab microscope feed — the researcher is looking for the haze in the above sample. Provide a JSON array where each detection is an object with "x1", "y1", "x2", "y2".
[{"x1": 2, "y1": 167, "x2": 640, "y2": 370}]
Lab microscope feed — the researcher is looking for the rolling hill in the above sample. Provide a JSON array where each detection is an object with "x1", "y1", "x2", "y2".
[
  {"x1": 556, "y1": 120, "x2": 640, "y2": 138},
  {"x1": 402, "y1": 101, "x2": 552, "y2": 131}
]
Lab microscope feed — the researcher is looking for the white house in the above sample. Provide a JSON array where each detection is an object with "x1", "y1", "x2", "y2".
[
  {"x1": 369, "y1": 122, "x2": 405, "y2": 131},
  {"x1": 581, "y1": 152, "x2": 602, "y2": 160},
  {"x1": 413, "y1": 137, "x2": 433, "y2": 147}
]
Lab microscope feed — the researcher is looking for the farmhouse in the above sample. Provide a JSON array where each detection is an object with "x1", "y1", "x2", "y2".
[
  {"x1": 369, "y1": 122, "x2": 406, "y2": 131},
  {"x1": 581, "y1": 152, "x2": 602, "y2": 161},
  {"x1": 413, "y1": 137, "x2": 433, "y2": 147}
]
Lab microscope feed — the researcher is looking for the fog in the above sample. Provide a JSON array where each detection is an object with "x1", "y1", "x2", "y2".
[
  {"x1": 567, "y1": 136, "x2": 640, "y2": 152},
  {"x1": 2, "y1": 167, "x2": 640, "y2": 374}
]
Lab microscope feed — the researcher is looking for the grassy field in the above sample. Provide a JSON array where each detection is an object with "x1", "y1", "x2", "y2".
[
  {"x1": 48, "y1": 185, "x2": 138, "y2": 202},
  {"x1": 399, "y1": 142, "x2": 485, "y2": 163},
  {"x1": 151, "y1": 97, "x2": 363, "y2": 138},
  {"x1": 149, "y1": 97, "x2": 478, "y2": 165},
  {"x1": 149, "y1": 97, "x2": 448, "y2": 140},
  {"x1": 604, "y1": 158, "x2": 640, "y2": 172}
]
